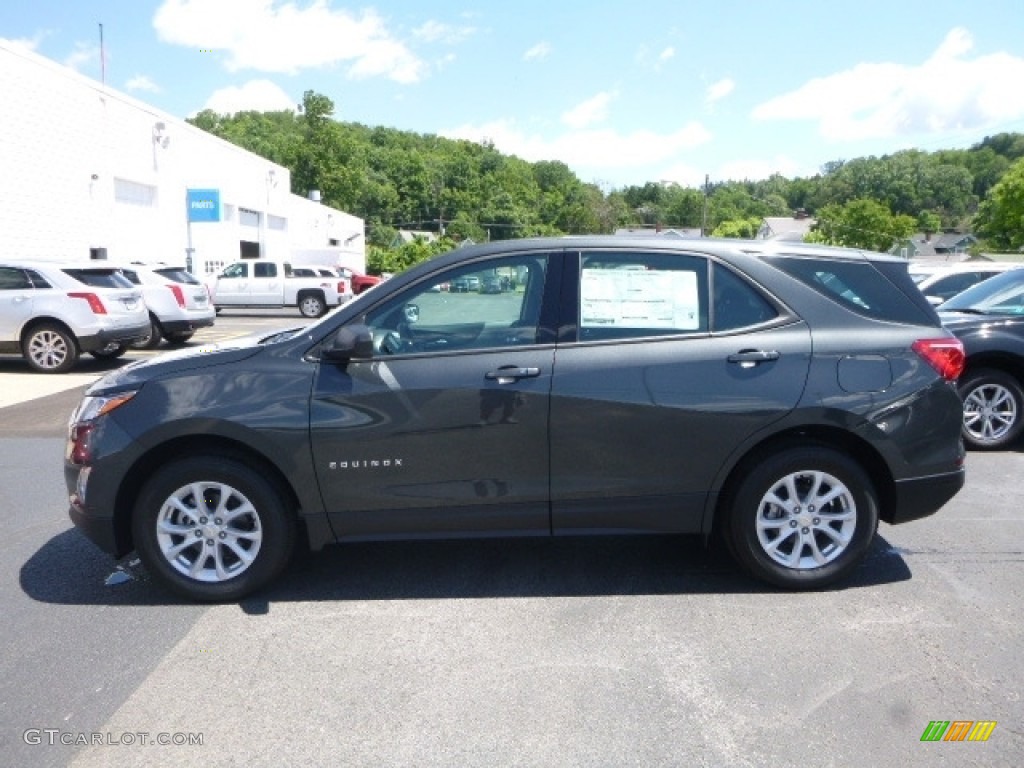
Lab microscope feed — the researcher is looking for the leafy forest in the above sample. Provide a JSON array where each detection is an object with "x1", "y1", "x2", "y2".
[{"x1": 189, "y1": 91, "x2": 1024, "y2": 273}]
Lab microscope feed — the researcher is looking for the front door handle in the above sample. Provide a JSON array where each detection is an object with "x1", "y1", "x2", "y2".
[
  {"x1": 727, "y1": 350, "x2": 780, "y2": 369},
  {"x1": 485, "y1": 366, "x2": 541, "y2": 384}
]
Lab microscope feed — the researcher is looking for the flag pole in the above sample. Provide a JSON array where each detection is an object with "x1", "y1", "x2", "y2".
[{"x1": 98, "y1": 23, "x2": 105, "y2": 85}]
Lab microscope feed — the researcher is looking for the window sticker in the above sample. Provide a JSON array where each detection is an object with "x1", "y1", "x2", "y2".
[{"x1": 581, "y1": 268, "x2": 700, "y2": 330}]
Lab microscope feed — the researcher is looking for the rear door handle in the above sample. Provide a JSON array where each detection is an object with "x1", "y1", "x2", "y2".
[
  {"x1": 485, "y1": 366, "x2": 541, "y2": 384},
  {"x1": 727, "y1": 350, "x2": 780, "y2": 368}
]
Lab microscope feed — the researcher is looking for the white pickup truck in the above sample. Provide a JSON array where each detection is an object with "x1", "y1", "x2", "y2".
[{"x1": 208, "y1": 260, "x2": 353, "y2": 317}]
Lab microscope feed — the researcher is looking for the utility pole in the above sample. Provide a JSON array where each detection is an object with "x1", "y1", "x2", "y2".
[{"x1": 701, "y1": 174, "x2": 709, "y2": 236}]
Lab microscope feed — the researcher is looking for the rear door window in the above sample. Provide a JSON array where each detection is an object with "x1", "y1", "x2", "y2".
[{"x1": 154, "y1": 268, "x2": 202, "y2": 285}]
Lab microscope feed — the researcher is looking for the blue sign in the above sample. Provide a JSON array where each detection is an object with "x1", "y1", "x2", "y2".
[{"x1": 187, "y1": 188, "x2": 221, "y2": 222}]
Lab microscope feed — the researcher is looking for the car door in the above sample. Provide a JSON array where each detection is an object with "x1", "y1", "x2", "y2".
[
  {"x1": 251, "y1": 261, "x2": 282, "y2": 303},
  {"x1": 310, "y1": 251, "x2": 560, "y2": 539},
  {"x1": 0, "y1": 266, "x2": 36, "y2": 343},
  {"x1": 549, "y1": 250, "x2": 812, "y2": 534},
  {"x1": 214, "y1": 262, "x2": 249, "y2": 305}
]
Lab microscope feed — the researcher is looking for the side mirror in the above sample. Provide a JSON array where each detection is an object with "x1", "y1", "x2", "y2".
[
  {"x1": 323, "y1": 324, "x2": 374, "y2": 361},
  {"x1": 404, "y1": 304, "x2": 419, "y2": 324}
]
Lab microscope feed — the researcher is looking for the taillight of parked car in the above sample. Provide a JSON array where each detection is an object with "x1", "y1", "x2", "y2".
[
  {"x1": 912, "y1": 338, "x2": 966, "y2": 381},
  {"x1": 168, "y1": 284, "x2": 186, "y2": 308},
  {"x1": 67, "y1": 292, "x2": 107, "y2": 314},
  {"x1": 338, "y1": 280, "x2": 348, "y2": 295}
]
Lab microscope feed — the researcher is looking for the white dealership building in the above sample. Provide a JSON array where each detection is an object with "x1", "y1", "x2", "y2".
[{"x1": 0, "y1": 40, "x2": 365, "y2": 276}]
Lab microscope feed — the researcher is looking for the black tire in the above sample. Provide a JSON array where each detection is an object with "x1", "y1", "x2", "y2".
[
  {"x1": 723, "y1": 446, "x2": 878, "y2": 590},
  {"x1": 132, "y1": 456, "x2": 295, "y2": 602},
  {"x1": 298, "y1": 292, "x2": 326, "y2": 318},
  {"x1": 128, "y1": 315, "x2": 163, "y2": 350},
  {"x1": 958, "y1": 368, "x2": 1024, "y2": 450},
  {"x1": 89, "y1": 343, "x2": 127, "y2": 359},
  {"x1": 23, "y1": 323, "x2": 79, "y2": 373},
  {"x1": 164, "y1": 332, "x2": 194, "y2": 346}
]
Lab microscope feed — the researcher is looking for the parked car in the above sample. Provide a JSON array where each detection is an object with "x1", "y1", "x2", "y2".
[
  {"x1": 207, "y1": 260, "x2": 353, "y2": 317},
  {"x1": 0, "y1": 261, "x2": 149, "y2": 372},
  {"x1": 65, "y1": 237, "x2": 965, "y2": 601},
  {"x1": 938, "y1": 268, "x2": 1024, "y2": 449},
  {"x1": 914, "y1": 261, "x2": 1022, "y2": 306},
  {"x1": 110, "y1": 263, "x2": 215, "y2": 349}
]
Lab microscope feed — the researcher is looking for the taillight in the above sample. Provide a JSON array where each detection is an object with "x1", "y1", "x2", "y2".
[
  {"x1": 338, "y1": 280, "x2": 348, "y2": 294},
  {"x1": 67, "y1": 292, "x2": 107, "y2": 314},
  {"x1": 912, "y1": 338, "x2": 965, "y2": 381},
  {"x1": 169, "y1": 284, "x2": 186, "y2": 307}
]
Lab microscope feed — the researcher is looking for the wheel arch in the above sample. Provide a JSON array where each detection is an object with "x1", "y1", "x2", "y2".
[
  {"x1": 110, "y1": 435, "x2": 306, "y2": 557},
  {"x1": 961, "y1": 352, "x2": 1024, "y2": 385},
  {"x1": 708, "y1": 426, "x2": 896, "y2": 534},
  {"x1": 20, "y1": 316, "x2": 80, "y2": 351}
]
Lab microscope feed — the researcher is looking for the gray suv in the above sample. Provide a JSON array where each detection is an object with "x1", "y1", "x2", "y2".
[{"x1": 65, "y1": 237, "x2": 966, "y2": 601}]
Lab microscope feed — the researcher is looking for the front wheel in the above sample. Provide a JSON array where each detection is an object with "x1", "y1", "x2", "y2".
[
  {"x1": 723, "y1": 446, "x2": 878, "y2": 590},
  {"x1": 132, "y1": 456, "x2": 295, "y2": 601},
  {"x1": 958, "y1": 368, "x2": 1024, "y2": 450},
  {"x1": 128, "y1": 316, "x2": 163, "y2": 350},
  {"x1": 89, "y1": 343, "x2": 127, "y2": 359},
  {"x1": 298, "y1": 292, "x2": 326, "y2": 318}
]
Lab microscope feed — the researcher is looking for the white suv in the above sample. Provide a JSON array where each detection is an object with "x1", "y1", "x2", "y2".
[
  {"x1": 0, "y1": 261, "x2": 149, "y2": 372},
  {"x1": 111, "y1": 263, "x2": 215, "y2": 349}
]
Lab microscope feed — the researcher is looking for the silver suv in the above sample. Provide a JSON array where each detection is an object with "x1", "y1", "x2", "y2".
[
  {"x1": 111, "y1": 263, "x2": 215, "y2": 349},
  {"x1": 0, "y1": 261, "x2": 149, "y2": 372}
]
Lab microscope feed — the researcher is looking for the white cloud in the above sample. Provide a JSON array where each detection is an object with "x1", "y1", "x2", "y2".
[
  {"x1": 64, "y1": 42, "x2": 100, "y2": 71},
  {"x1": 707, "y1": 78, "x2": 734, "y2": 103},
  {"x1": 153, "y1": 0, "x2": 424, "y2": 83},
  {"x1": 200, "y1": 79, "x2": 296, "y2": 115},
  {"x1": 658, "y1": 47, "x2": 675, "y2": 64},
  {"x1": 441, "y1": 118, "x2": 712, "y2": 172},
  {"x1": 414, "y1": 20, "x2": 475, "y2": 44},
  {"x1": 0, "y1": 35, "x2": 42, "y2": 53},
  {"x1": 562, "y1": 92, "x2": 616, "y2": 129},
  {"x1": 753, "y1": 27, "x2": 1024, "y2": 141},
  {"x1": 126, "y1": 75, "x2": 161, "y2": 93},
  {"x1": 523, "y1": 42, "x2": 551, "y2": 62}
]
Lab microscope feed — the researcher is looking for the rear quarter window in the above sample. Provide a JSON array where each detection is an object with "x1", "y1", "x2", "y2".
[
  {"x1": 764, "y1": 255, "x2": 937, "y2": 325},
  {"x1": 154, "y1": 268, "x2": 202, "y2": 285}
]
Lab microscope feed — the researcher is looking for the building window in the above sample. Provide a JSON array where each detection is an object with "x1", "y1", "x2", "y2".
[
  {"x1": 268, "y1": 215, "x2": 287, "y2": 231},
  {"x1": 114, "y1": 178, "x2": 156, "y2": 207},
  {"x1": 239, "y1": 208, "x2": 260, "y2": 228}
]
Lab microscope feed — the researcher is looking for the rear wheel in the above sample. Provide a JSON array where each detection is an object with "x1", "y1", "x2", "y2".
[
  {"x1": 133, "y1": 456, "x2": 295, "y2": 602},
  {"x1": 723, "y1": 446, "x2": 878, "y2": 590},
  {"x1": 958, "y1": 368, "x2": 1024, "y2": 449},
  {"x1": 24, "y1": 323, "x2": 78, "y2": 373},
  {"x1": 298, "y1": 292, "x2": 326, "y2": 318}
]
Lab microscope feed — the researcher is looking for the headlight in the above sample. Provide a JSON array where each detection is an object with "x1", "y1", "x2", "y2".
[{"x1": 66, "y1": 391, "x2": 137, "y2": 465}]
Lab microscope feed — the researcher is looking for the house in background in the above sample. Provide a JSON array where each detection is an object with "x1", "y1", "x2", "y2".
[
  {"x1": 390, "y1": 230, "x2": 439, "y2": 248},
  {"x1": 891, "y1": 232, "x2": 978, "y2": 261},
  {"x1": 757, "y1": 210, "x2": 816, "y2": 242}
]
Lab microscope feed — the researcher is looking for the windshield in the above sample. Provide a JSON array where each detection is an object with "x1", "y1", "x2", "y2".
[{"x1": 941, "y1": 268, "x2": 1024, "y2": 314}]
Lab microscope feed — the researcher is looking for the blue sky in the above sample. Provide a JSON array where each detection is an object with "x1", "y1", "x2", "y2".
[{"x1": 3, "y1": 0, "x2": 1024, "y2": 190}]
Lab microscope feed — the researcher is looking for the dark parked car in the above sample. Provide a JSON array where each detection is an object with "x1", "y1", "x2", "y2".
[
  {"x1": 938, "y1": 268, "x2": 1024, "y2": 449},
  {"x1": 65, "y1": 237, "x2": 966, "y2": 601}
]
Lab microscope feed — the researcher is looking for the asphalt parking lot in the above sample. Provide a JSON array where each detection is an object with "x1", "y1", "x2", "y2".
[{"x1": 1, "y1": 312, "x2": 1022, "y2": 767}]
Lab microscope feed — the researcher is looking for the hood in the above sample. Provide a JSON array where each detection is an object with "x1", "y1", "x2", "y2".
[{"x1": 85, "y1": 333, "x2": 269, "y2": 395}]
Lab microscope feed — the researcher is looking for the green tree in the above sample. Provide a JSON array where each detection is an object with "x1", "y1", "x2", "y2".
[
  {"x1": 808, "y1": 199, "x2": 916, "y2": 251},
  {"x1": 974, "y1": 157, "x2": 1024, "y2": 251}
]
